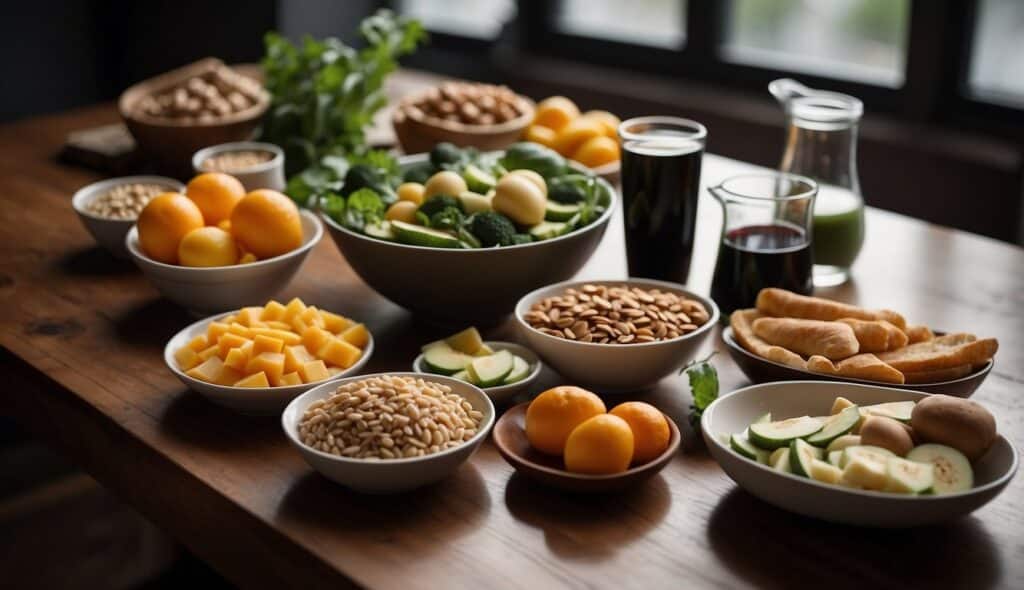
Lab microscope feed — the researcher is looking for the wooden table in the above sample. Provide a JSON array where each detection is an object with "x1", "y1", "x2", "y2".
[{"x1": 2, "y1": 101, "x2": 1023, "y2": 590}]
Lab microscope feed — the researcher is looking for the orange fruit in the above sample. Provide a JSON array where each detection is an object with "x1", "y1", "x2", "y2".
[
  {"x1": 533, "y1": 96, "x2": 580, "y2": 132},
  {"x1": 579, "y1": 110, "x2": 621, "y2": 137},
  {"x1": 137, "y1": 192, "x2": 205, "y2": 264},
  {"x1": 525, "y1": 386, "x2": 606, "y2": 455},
  {"x1": 610, "y1": 402, "x2": 670, "y2": 464},
  {"x1": 230, "y1": 189, "x2": 303, "y2": 259},
  {"x1": 186, "y1": 172, "x2": 245, "y2": 225},
  {"x1": 572, "y1": 135, "x2": 620, "y2": 168},
  {"x1": 564, "y1": 414, "x2": 634, "y2": 474},
  {"x1": 523, "y1": 124, "x2": 557, "y2": 149},
  {"x1": 178, "y1": 226, "x2": 239, "y2": 267},
  {"x1": 553, "y1": 117, "x2": 605, "y2": 157}
]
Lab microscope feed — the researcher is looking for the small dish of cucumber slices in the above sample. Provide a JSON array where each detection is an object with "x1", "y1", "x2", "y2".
[
  {"x1": 702, "y1": 380, "x2": 1018, "y2": 527},
  {"x1": 413, "y1": 327, "x2": 541, "y2": 403}
]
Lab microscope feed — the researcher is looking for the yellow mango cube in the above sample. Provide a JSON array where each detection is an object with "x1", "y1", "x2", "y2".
[
  {"x1": 300, "y1": 306, "x2": 325, "y2": 328},
  {"x1": 263, "y1": 320, "x2": 293, "y2": 331},
  {"x1": 260, "y1": 300, "x2": 287, "y2": 321},
  {"x1": 186, "y1": 335, "x2": 210, "y2": 352},
  {"x1": 302, "y1": 326, "x2": 332, "y2": 354},
  {"x1": 174, "y1": 347, "x2": 202, "y2": 371},
  {"x1": 317, "y1": 338, "x2": 362, "y2": 369},
  {"x1": 224, "y1": 346, "x2": 250, "y2": 372},
  {"x1": 213, "y1": 364, "x2": 244, "y2": 386},
  {"x1": 227, "y1": 323, "x2": 252, "y2": 339},
  {"x1": 290, "y1": 314, "x2": 309, "y2": 334},
  {"x1": 217, "y1": 333, "x2": 250, "y2": 359},
  {"x1": 187, "y1": 356, "x2": 224, "y2": 383},
  {"x1": 320, "y1": 311, "x2": 353, "y2": 334},
  {"x1": 234, "y1": 372, "x2": 270, "y2": 388},
  {"x1": 236, "y1": 306, "x2": 266, "y2": 327},
  {"x1": 299, "y1": 359, "x2": 330, "y2": 383},
  {"x1": 245, "y1": 352, "x2": 285, "y2": 386},
  {"x1": 340, "y1": 323, "x2": 370, "y2": 349},
  {"x1": 279, "y1": 372, "x2": 303, "y2": 386},
  {"x1": 282, "y1": 297, "x2": 307, "y2": 321},
  {"x1": 198, "y1": 344, "x2": 221, "y2": 361},
  {"x1": 284, "y1": 345, "x2": 316, "y2": 374},
  {"x1": 220, "y1": 314, "x2": 237, "y2": 325},
  {"x1": 253, "y1": 334, "x2": 284, "y2": 355},
  {"x1": 250, "y1": 327, "x2": 301, "y2": 346},
  {"x1": 206, "y1": 322, "x2": 231, "y2": 343}
]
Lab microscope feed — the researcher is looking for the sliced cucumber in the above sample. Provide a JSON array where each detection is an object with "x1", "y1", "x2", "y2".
[
  {"x1": 809, "y1": 459, "x2": 843, "y2": 484},
  {"x1": 445, "y1": 327, "x2": 484, "y2": 355},
  {"x1": 906, "y1": 444, "x2": 973, "y2": 495},
  {"x1": 884, "y1": 457, "x2": 935, "y2": 494},
  {"x1": 364, "y1": 220, "x2": 395, "y2": 240},
  {"x1": 807, "y1": 405, "x2": 861, "y2": 447},
  {"x1": 748, "y1": 416, "x2": 824, "y2": 450},
  {"x1": 528, "y1": 220, "x2": 570, "y2": 240},
  {"x1": 469, "y1": 349, "x2": 513, "y2": 387},
  {"x1": 831, "y1": 396, "x2": 855, "y2": 415},
  {"x1": 860, "y1": 401, "x2": 915, "y2": 423},
  {"x1": 463, "y1": 164, "x2": 497, "y2": 193},
  {"x1": 770, "y1": 448, "x2": 791, "y2": 473},
  {"x1": 451, "y1": 369, "x2": 473, "y2": 383},
  {"x1": 503, "y1": 355, "x2": 531, "y2": 384},
  {"x1": 753, "y1": 412, "x2": 772, "y2": 424},
  {"x1": 422, "y1": 344, "x2": 471, "y2": 375},
  {"x1": 841, "y1": 455, "x2": 889, "y2": 490},
  {"x1": 827, "y1": 450, "x2": 844, "y2": 467},
  {"x1": 458, "y1": 190, "x2": 493, "y2": 214},
  {"x1": 731, "y1": 434, "x2": 770, "y2": 464},
  {"x1": 474, "y1": 343, "x2": 496, "y2": 357},
  {"x1": 789, "y1": 438, "x2": 823, "y2": 477},
  {"x1": 545, "y1": 201, "x2": 581, "y2": 222},
  {"x1": 391, "y1": 220, "x2": 461, "y2": 248},
  {"x1": 825, "y1": 434, "x2": 862, "y2": 454},
  {"x1": 840, "y1": 445, "x2": 895, "y2": 469}
]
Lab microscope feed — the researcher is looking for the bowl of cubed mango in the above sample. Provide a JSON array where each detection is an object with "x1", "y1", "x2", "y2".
[{"x1": 163, "y1": 297, "x2": 373, "y2": 415}]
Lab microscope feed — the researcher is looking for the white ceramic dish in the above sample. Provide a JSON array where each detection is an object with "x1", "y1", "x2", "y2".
[
  {"x1": 164, "y1": 309, "x2": 373, "y2": 416},
  {"x1": 701, "y1": 380, "x2": 1018, "y2": 527},
  {"x1": 72, "y1": 175, "x2": 185, "y2": 258},
  {"x1": 282, "y1": 372, "x2": 495, "y2": 493},
  {"x1": 514, "y1": 278, "x2": 719, "y2": 392},
  {"x1": 127, "y1": 209, "x2": 322, "y2": 313},
  {"x1": 192, "y1": 141, "x2": 285, "y2": 192},
  {"x1": 411, "y1": 341, "x2": 542, "y2": 404}
]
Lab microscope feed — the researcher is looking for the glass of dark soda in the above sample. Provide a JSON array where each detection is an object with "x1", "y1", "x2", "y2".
[
  {"x1": 709, "y1": 173, "x2": 817, "y2": 316},
  {"x1": 618, "y1": 116, "x2": 707, "y2": 284}
]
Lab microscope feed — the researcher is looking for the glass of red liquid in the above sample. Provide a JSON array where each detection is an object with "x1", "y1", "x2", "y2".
[{"x1": 709, "y1": 173, "x2": 817, "y2": 316}]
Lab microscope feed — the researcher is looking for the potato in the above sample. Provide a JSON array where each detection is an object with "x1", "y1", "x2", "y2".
[
  {"x1": 910, "y1": 394, "x2": 996, "y2": 461},
  {"x1": 505, "y1": 169, "x2": 547, "y2": 196},
  {"x1": 385, "y1": 201, "x2": 418, "y2": 224},
  {"x1": 493, "y1": 173, "x2": 546, "y2": 225},
  {"x1": 860, "y1": 416, "x2": 914, "y2": 457},
  {"x1": 424, "y1": 171, "x2": 468, "y2": 201}
]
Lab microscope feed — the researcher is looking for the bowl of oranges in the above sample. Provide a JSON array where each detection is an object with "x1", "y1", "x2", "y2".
[
  {"x1": 126, "y1": 171, "x2": 322, "y2": 313},
  {"x1": 523, "y1": 96, "x2": 621, "y2": 183},
  {"x1": 493, "y1": 386, "x2": 680, "y2": 492}
]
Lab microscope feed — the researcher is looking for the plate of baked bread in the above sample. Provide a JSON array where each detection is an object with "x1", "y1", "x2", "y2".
[{"x1": 724, "y1": 288, "x2": 998, "y2": 397}]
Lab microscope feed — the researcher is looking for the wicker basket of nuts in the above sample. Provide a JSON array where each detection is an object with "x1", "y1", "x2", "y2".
[{"x1": 392, "y1": 81, "x2": 535, "y2": 154}]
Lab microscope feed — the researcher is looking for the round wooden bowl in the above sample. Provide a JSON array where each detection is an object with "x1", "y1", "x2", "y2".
[
  {"x1": 392, "y1": 91, "x2": 535, "y2": 153},
  {"x1": 493, "y1": 402, "x2": 680, "y2": 493}
]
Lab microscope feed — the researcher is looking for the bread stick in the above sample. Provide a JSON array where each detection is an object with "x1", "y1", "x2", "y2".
[
  {"x1": 806, "y1": 354, "x2": 905, "y2": 384},
  {"x1": 752, "y1": 317, "x2": 859, "y2": 360},
  {"x1": 730, "y1": 309, "x2": 807, "y2": 369},
  {"x1": 837, "y1": 318, "x2": 908, "y2": 352},
  {"x1": 756, "y1": 288, "x2": 907, "y2": 329}
]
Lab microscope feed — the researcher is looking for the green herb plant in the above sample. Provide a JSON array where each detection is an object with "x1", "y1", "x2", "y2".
[{"x1": 682, "y1": 352, "x2": 719, "y2": 426}]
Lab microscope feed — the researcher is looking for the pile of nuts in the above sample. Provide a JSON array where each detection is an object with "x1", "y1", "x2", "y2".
[
  {"x1": 399, "y1": 81, "x2": 529, "y2": 126},
  {"x1": 86, "y1": 183, "x2": 168, "y2": 220},
  {"x1": 297, "y1": 375, "x2": 484, "y2": 460},
  {"x1": 524, "y1": 284, "x2": 710, "y2": 344},
  {"x1": 134, "y1": 65, "x2": 266, "y2": 123},
  {"x1": 202, "y1": 150, "x2": 274, "y2": 173}
]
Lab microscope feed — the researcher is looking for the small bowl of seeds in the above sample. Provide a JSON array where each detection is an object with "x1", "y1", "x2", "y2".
[
  {"x1": 515, "y1": 279, "x2": 720, "y2": 392},
  {"x1": 192, "y1": 141, "x2": 284, "y2": 192},
  {"x1": 282, "y1": 372, "x2": 495, "y2": 493},
  {"x1": 72, "y1": 175, "x2": 185, "y2": 258}
]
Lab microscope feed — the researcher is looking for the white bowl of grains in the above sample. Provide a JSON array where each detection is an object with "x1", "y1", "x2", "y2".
[
  {"x1": 282, "y1": 373, "x2": 495, "y2": 494},
  {"x1": 72, "y1": 175, "x2": 185, "y2": 258},
  {"x1": 192, "y1": 141, "x2": 285, "y2": 192},
  {"x1": 515, "y1": 279, "x2": 720, "y2": 392}
]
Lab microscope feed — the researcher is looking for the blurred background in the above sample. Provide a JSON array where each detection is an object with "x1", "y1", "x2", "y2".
[{"x1": 1, "y1": 1, "x2": 1022, "y2": 588}]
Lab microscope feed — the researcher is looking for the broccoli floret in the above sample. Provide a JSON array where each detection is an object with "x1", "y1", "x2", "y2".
[
  {"x1": 510, "y1": 233, "x2": 534, "y2": 245},
  {"x1": 471, "y1": 211, "x2": 517, "y2": 247},
  {"x1": 430, "y1": 206, "x2": 464, "y2": 230},
  {"x1": 418, "y1": 195, "x2": 462, "y2": 218}
]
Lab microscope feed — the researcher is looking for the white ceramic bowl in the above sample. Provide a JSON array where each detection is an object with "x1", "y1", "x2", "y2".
[
  {"x1": 72, "y1": 175, "x2": 185, "y2": 258},
  {"x1": 282, "y1": 372, "x2": 496, "y2": 493},
  {"x1": 164, "y1": 309, "x2": 373, "y2": 416},
  {"x1": 126, "y1": 210, "x2": 323, "y2": 313},
  {"x1": 192, "y1": 141, "x2": 286, "y2": 192},
  {"x1": 514, "y1": 278, "x2": 719, "y2": 392},
  {"x1": 411, "y1": 341, "x2": 542, "y2": 404},
  {"x1": 701, "y1": 380, "x2": 1018, "y2": 527}
]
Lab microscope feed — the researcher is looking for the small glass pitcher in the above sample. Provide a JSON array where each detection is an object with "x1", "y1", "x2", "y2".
[
  {"x1": 770, "y1": 78, "x2": 865, "y2": 287},
  {"x1": 709, "y1": 173, "x2": 817, "y2": 316}
]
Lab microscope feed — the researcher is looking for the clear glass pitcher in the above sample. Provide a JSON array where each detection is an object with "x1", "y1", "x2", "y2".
[{"x1": 770, "y1": 78, "x2": 865, "y2": 287}]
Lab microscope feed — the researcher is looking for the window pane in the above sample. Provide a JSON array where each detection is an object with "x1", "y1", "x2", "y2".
[
  {"x1": 724, "y1": 0, "x2": 909, "y2": 87},
  {"x1": 968, "y1": 0, "x2": 1024, "y2": 108},
  {"x1": 397, "y1": 0, "x2": 516, "y2": 39},
  {"x1": 556, "y1": 0, "x2": 686, "y2": 49}
]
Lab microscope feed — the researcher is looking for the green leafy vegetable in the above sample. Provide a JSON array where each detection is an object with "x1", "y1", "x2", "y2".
[
  {"x1": 343, "y1": 188, "x2": 385, "y2": 231},
  {"x1": 683, "y1": 353, "x2": 719, "y2": 426},
  {"x1": 500, "y1": 142, "x2": 567, "y2": 179},
  {"x1": 429, "y1": 206, "x2": 465, "y2": 230}
]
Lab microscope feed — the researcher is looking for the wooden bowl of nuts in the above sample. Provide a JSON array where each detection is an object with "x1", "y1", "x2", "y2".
[
  {"x1": 119, "y1": 58, "x2": 269, "y2": 175},
  {"x1": 72, "y1": 175, "x2": 185, "y2": 258},
  {"x1": 392, "y1": 81, "x2": 535, "y2": 154},
  {"x1": 514, "y1": 279, "x2": 720, "y2": 392}
]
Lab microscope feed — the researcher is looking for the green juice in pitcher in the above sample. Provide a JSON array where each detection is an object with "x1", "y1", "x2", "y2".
[{"x1": 812, "y1": 185, "x2": 864, "y2": 269}]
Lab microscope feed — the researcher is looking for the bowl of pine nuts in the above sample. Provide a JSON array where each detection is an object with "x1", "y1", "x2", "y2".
[
  {"x1": 282, "y1": 373, "x2": 495, "y2": 493},
  {"x1": 515, "y1": 279, "x2": 719, "y2": 392},
  {"x1": 72, "y1": 175, "x2": 185, "y2": 258}
]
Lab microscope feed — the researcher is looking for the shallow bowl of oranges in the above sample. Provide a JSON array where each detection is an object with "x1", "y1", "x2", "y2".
[
  {"x1": 164, "y1": 298, "x2": 374, "y2": 415},
  {"x1": 493, "y1": 386, "x2": 681, "y2": 492},
  {"x1": 126, "y1": 172, "x2": 323, "y2": 313},
  {"x1": 523, "y1": 96, "x2": 621, "y2": 184}
]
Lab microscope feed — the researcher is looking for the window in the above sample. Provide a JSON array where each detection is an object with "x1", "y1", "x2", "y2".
[
  {"x1": 397, "y1": 0, "x2": 516, "y2": 40},
  {"x1": 555, "y1": 0, "x2": 686, "y2": 49},
  {"x1": 723, "y1": 0, "x2": 910, "y2": 87},
  {"x1": 967, "y1": 0, "x2": 1024, "y2": 108}
]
